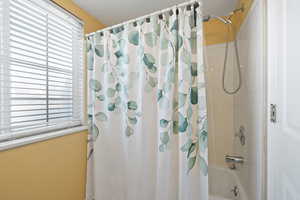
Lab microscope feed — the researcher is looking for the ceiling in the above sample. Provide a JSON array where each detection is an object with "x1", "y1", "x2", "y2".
[{"x1": 74, "y1": 0, "x2": 238, "y2": 26}]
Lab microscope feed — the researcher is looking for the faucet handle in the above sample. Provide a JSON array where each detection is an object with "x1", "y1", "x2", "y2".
[
  {"x1": 235, "y1": 126, "x2": 246, "y2": 146},
  {"x1": 231, "y1": 186, "x2": 239, "y2": 197}
]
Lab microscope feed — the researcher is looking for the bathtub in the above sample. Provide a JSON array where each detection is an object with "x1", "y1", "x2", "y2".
[{"x1": 209, "y1": 166, "x2": 247, "y2": 200}]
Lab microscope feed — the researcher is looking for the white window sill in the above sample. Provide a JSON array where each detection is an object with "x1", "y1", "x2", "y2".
[{"x1": 0, "y1": 126, "x2": 88, "y2": 152}]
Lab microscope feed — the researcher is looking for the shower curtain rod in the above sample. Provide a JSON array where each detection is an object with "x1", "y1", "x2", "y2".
[
  {"x1": 86, "y1": 0, "x2": 244, "y2": 37},
  {"x1": 86, "y1": 0, "x2": 201, "y2": 37}
]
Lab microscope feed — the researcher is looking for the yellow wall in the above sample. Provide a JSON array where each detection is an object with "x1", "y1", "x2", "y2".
[
  {"x1": 204, "y1": 0, "x2": 253, "y2": 45},
  {"x1": 0, "y1": 131, "x2": 87, "y2": 200},
  {"x1": 0, "y1": 1, "x2": 104, "y2": 200}
]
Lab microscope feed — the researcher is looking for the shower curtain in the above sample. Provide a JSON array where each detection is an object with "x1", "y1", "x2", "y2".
[{"x1": 86, "y1": 4, "x2": 208, "y2": 200}]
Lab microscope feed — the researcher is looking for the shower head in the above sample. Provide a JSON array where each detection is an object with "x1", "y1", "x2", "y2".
[
  {"x1": 203, "y1": 15, "x2": 232, "y2": 24},
  {"x1": 213, "y1": 16, "x2": 232, "y2": 24},
  {"x1": 203, "y1": 4, "x2": 244, "y2": 24}
]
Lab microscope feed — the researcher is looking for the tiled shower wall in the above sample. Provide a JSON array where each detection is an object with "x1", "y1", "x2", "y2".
[{"x1": 206, "y1": 42, "x2": 236, "y2": 168}]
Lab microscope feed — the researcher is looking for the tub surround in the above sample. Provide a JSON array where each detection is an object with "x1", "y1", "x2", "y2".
[{"x1": 234, "y1": 0, "x2": 265, "y2": 199}]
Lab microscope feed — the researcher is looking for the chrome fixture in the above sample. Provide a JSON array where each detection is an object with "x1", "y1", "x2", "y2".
[
  {"x1": 202, "y1": 15, "x2": 231, "y2": 24},
  {"x1": 203, "y1": 4, "x2": 245, "y2": 23},
  {"x1": 270, "y1": 104, "x2": 277, "y2": 123},
  {"x1": 235, "y1": 126, "x2": 246, "y2": 146},
  {"x1": 225, "y1": 155, "x2": 244, "y2": 170},
  {"x1": 231, "y1": 186, "x2": 239, "y2": 198},
  {"x1": 222, "y1": 17, "x2": 242, "y2": 95}
]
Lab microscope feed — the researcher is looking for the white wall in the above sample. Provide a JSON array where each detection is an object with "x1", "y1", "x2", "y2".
[{"x1": 233, "y1": 0, "x2": 266, "y2": 200}]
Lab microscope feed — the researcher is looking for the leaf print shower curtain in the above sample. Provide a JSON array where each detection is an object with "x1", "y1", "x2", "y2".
[{"x1": 86, "y1": 3, "x2": 208, "y2": 200}]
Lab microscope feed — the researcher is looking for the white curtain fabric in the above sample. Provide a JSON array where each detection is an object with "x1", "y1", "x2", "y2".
[{"x1": 86, "y1": 4, "x2": 208, "y2": 200}]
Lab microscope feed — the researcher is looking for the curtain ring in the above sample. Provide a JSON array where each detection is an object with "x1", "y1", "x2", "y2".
[{"x1": 187, "y1": 5, "x2": 191, "y2": 11}]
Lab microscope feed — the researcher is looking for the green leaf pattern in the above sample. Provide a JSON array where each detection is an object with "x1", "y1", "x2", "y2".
[{"x1": 86, "y1": 7, "x2": 207, "y2": 176}]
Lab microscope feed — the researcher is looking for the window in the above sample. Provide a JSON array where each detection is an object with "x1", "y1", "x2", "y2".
[{"x1": 0, "y1": 0, "x2": 84, "y2": 141}]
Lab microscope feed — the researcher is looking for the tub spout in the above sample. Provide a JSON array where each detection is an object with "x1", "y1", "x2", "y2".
[{"x1": 225, "y1": 155, "x2": 244, "y2": 170}]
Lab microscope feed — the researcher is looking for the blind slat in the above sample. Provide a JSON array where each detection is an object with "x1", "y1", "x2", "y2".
[
  {"x1": 0, "y1": 107, "x2": 73, "y2": 112},
  {"x1": 10, "y1": 22, "x2": 47, "y2": 40},
  {"x1": 10, "y1": 16, "x2": 46, "y2": 35},
  {"x1": 48, "y1": 29, "x2": 72, "y2": 44},
  {"x1": 11, "y1": 97, "x2": 73, "y2": 100},
  {"x1": 10, "y1": 1, "x2": 46, "y2": 21},
  {"x1": 10, "y1": 29, "x2": 46, "y2": 44},
  {"x1": 48, "y1": 49, "x2": 73, "y2": 61},
  {"x1": 2, "y1": 85, "x2": 72, "y2": 92},
  {"x1": 48, "y1": 18, "x2": 72, "y2": 33},
  {"x1": 11, "y1": 112, "x2": 73, "y2": 119},
  {"x1": 11, "y1": 0, "x2": 46, "y2": 17},
  {"x1": 48, "y1": 44, "x2": 73, "y2": 56},
  {"x1": 10, "y1": 45, "x2": 47, "y2": 57},
  {"x1": 10, "y1": 11, "x2": 46, "y2": 28},
  {"x1": 48, "y1": 35, "x2": 73, "y2": 49}
]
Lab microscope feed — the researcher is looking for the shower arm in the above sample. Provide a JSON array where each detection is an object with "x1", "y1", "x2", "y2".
[{"x1": 203, "y1": 4, "x2": 245, "y2": 24}]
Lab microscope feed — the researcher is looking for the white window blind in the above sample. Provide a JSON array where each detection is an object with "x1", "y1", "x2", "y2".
[{"x1": 0, "y1": 0, "x2": 84, "y2": 141}]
